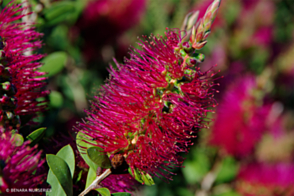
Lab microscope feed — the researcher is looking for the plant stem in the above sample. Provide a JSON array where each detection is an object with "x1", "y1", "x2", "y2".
[{"x1": 78, "y1": 168, "x2": 112, "y2": 196}]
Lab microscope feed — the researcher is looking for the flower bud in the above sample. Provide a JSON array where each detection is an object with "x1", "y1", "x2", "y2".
[
  {"x1": 111, "y1": 154, "x2": 125, "y2": 170},
  {"x1": 182, "y1": 41, "x2": 192, "y2": 52}
]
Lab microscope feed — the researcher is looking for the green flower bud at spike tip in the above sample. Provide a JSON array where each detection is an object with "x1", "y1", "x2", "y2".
[
  {"x1": 181, "y1": 11, "x2": 199, "y2": 39},
  {"x1": 186, "y1": 0, "x2": 221, "y2": 50}
]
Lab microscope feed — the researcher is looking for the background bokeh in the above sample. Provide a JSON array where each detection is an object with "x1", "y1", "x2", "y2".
[{"x1": 2, "y1": 0, "x2": 294, "y2": 195}]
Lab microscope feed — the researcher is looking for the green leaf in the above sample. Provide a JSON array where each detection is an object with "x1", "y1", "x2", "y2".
[
  {"x1": 10, "y1": 133, "x2": 24, "y2": 147},
  {"x1": 111, "y1": 193, "x2": 132, "y2": 196},
  {"x1": 176, "y1": 188, "x2": 194, "y2": 196},
  {"x1": 43, "y1": 1, "x2": 78, "y2": 26},
  {"x1": 76, "y1": 170, "x2": 83, "y2": 183},
  {"x1": 40, "y1": 52, "x2": 67, "y2": 77},
  {"x1": 85, "y1": 167, "x2": 97, "y2": 189},
  {"x1": 49, "y1": 91, "x2": 64, "y2": 108},
  {"x1": 96, "y1": 188, "x2": 111, "y2": 196},
  {"x1": 213, "y1": 191, "x2": 241, "y2": 196},
  {"x1": 56, "y1": 145, "x2": 75, "y2": 178},
  {"x1": 128, "y1": 167, "x2": 155, "y2": 186},
  {"x1": 47, "y1": 169, "x2": 65, "y2": 196},
  {"x1": 182, "y1": 149, "x2": 210, "y2": 184},
  {"x1": 215, "y1": 156, "x2": 239, "y2": 184},
  {"x1": 46, "y1": 154, "x2": 73, "y2": 196},
  {"x1": 87, "y1": 147, "x2": 111, "y2": 169},
  {"x1": 76, "y1": 131, "x2": 99, "y2": 171},
  {"x1": 26, "y1": 127, "x2": 46, "y2": 146},
  {"x1": 48, "y1": 25, "x2": 69, "y2": 51}
]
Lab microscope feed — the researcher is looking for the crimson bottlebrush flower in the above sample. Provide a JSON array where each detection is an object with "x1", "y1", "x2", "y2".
[
  {"x1": 0, "y1": 2, "x2": 48, "y2": 132},
  {"x1": 210, "y1": 76, "x2": 271, "y2": 157},
  {"x1": 78, "y1": 0, "x2": 221, "y2": 180},
  {"x1": 236, "y1": 163, "x2": 294, "y2": 196},
  {"x1": 0, "y1": 133, "x2": 45, "y2": 195}
]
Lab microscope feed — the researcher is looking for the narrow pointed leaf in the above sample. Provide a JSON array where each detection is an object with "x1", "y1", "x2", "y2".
[
  {"x1": 128, "y1": 167, "x2": 154, "y2": 186},
  {"x1": 76, "y1": 170, "x2": 83, "y2": 183},
  {"x1": 26, "y1": 127, "x2": 46, "y2": 146},
  {"x1": 85, "y1": 167, "x2": 96, "y2": 189},
  {"x1": 97, "y1": 188, "x2": 111, "y2": 196},
  {"x1": 43, "y1": 1, "x2": 78, "y2": 26}
]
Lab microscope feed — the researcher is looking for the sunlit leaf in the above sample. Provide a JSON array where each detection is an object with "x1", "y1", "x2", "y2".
[
  {"x1": 40, "y1": 52, "x2": 67, "y2": 77},
  {"x1": 56, "y1": 144, "x2": 75, "y2": 178},
  {"x1": 85, "y1": 167, "x2": 96, "y2": 190},
  {"x1": 76, "y1": 131, "x2": 98, "y2": 171},
  {"x1": 76, "y1": 170, "x2": 83, "y2": 183},
  {"x1": 96, "y1": 188, "x2": 111, "y2": 196}
]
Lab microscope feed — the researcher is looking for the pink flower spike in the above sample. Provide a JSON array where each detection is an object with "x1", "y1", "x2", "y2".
[
  {"x1": 0, "y1": 132, "x2": 45, "y2": 195},
  {"x1": 210, "y1": 76, "x2": 271, "y2": 157},
  {"x1": 78, "y1": 27, "x2": 219, "y2": 180},
  {"x1": 237, "y1": 163, "x2": 294, "y2": 196}
]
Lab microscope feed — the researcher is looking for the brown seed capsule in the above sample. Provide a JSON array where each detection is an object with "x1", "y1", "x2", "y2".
[{"x1": 111, "y1": 154, "x2": 125, "y2": 169}]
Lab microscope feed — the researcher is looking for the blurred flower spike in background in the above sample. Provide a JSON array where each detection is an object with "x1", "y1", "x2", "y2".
[
  {"x1": 210, "y1": 76, "x2": 272, "y2": 157},
  {"x1": 0, "y1": 132, "x2": 44, "y2": 195},
  {"x1": 237, "y1": 163, "x2": 294, "y2": 196}
]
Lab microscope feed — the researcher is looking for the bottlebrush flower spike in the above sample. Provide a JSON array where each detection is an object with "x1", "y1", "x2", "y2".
[
  {"x1": 0, "y1": 133, "x2": 45, "y2": 195},
  {"x1": 78, "y1": 0, "x2": 221, "y2": 181},
  {"x1": 236, "y1": 163, "x2": 294, "y2": 196},
  {"x1": 210, "y1": 76, "x2": 271, "y2": 157},
  {"x1": 0, "y1": 1, "x2": 49, "y2": 132}
]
